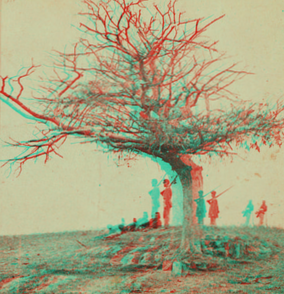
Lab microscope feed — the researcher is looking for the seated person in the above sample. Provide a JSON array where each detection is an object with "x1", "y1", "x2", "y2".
[
  {"x1": 150, "y1": 212, "x2": 162, "y2": 229},
  {"x1": 120, "y1": 218, "x2": 137, "y2": 232},
  {"x1": 136, "y1": 212, "x2": 150, "y2": 229},
  {"x1": 108, "y1": 218, "x2": 125, "y2": 234}
]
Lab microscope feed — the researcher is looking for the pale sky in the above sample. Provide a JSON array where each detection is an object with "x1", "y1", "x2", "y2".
[{"x1": 0, "y1": 0, "x2": 284, "y2": 235}]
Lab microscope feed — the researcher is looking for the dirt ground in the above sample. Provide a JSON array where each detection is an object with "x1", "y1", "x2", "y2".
[{"x1": 0, "y1": 226, "x2": 283, "y2": 293}]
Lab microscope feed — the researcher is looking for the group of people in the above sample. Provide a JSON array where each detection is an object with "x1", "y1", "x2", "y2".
[
  {"x1": 107, "y1": 211, "x2": 163, "y2": 234},
  {"x1": 149, "y1": 177, "x2": 173, "y2": 229},
  {"x1": 195, "y1": 190, "x2": 219, "y2": 226},
  {"x1": 194, "y1": 191, "x2": 268, "y2": 227},
  {"x1": 150, "y1": 176, "x2": 268, "y2": 227},
  {"x1": 108, "y1": 175, "x2": 268, "y2": 234},
  {"x1": 242, "y1": 200, "x2": 268, "y2": 226},
  {"x1": 149, "y1": 176, "x2": 228, "y2": 227},
  {"x1": 149, "y1": 178, "x2": 223, "y2": 227}
]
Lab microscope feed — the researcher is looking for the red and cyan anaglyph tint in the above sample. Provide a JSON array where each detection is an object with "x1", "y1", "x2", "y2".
[{"x1": 0, "y1": 0, "x2": 283, "y2": 292}]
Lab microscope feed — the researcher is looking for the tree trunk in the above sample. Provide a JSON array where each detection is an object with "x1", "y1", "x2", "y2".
[
  {"x1": 177, "y1": 166, "x2": 195, "y2": 251},
  {"x1": 166, "y1": 156, "x2": 198, "y2": 253}
]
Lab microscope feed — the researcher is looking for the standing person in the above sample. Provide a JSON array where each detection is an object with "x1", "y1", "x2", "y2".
[
  {"x1": 256, "y1": 200, "x2": 267, "y2": 226},
  {"x1": 160, "y1": 179, "x2": 172, "y2": 229},
  {"x1": 194, "y1": 190, "x2": 207, "y2": 225},
  {"x1": 207, "y1": 191, "x2": 220, "y2": 226},
  {"x1": 149, "y1": 179, "x2": 161, "y2": 218},
  {"x1": 242, "y1": 200, "x2": 254, "y2": 226}
]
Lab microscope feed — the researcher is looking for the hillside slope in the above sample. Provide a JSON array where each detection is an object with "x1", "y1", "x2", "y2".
[{"x1": 0, "y1": 226, "x2": 283, "y2": 293}]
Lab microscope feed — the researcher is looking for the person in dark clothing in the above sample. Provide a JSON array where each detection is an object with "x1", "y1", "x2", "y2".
[
  {"x1": 242, "y1": 200, "x2": 254, "y2": 226},
  {"x1": 151, "y1": 212, "x2": 162, "y2": 229},
  {"x1": 207, "y1": 191, "x2": 219, "y2": 226},
  {"x1": 194, "y1": 190, "x2": 207, "y2": 225},
  {"x1": 161, "y1": 179, "x2": 172, "y2": 228},
  {"x1": 256, "y1": 200, "x2": 267, "y2": 226}
]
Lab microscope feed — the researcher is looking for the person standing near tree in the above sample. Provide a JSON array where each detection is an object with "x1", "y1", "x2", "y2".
[
  {"x1": 256, "y1": 200, "x2": 267, "y2": 226},
  {"x1": 207, "y1": 191, "x2": 220, "y2": 226},
  {"x1": 161, "y1": 179, "x2": 172, "y2": 229},
  {"x1": 149, "y1": 177, "x2": 165, "y2": 218},
  {"x1": 194, "y1": 190, "x2": 207, "y2": 225}
]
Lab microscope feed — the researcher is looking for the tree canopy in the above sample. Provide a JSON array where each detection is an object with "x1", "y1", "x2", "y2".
[{"x1": 0, "y1": 0, "x2": 283, "y2": 171}]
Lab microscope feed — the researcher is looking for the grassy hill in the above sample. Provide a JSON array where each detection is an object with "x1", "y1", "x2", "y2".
[{"x1": 0, "y1": 226, "x2": 283, "y2": 293}]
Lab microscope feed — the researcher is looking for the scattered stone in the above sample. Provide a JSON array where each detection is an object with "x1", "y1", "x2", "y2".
[
  {"x1": 215, "y1": 247, "x2": 227, "y2": 257},
  {"x1": 259, "y1": 246, "x2": 272, "y2": 255},
  {"x1": 234, "y1": 243, "x2": 241, "y2": 259},
  {"x1": 120, "y1": 252, "x2": 140, "y2": 265},
  {"x1": 150, "y1": 237, "x2": 155, "y2": 242},
  {"x1": 139, "y1": 252, "x2": 153, "y2": 265},
  {"x1": 130, "y1": 282, "x2": 142, "y2": 291},
  {"x1": 172, "y1": 261, "x2": 187, "y2": 276},
  {"x1": 201, "y1": 235, "x2": 273, "y2": 259},
  {"x1": 190, "y1": 261, "x2": 207, "y2": 271},
  {"x1": 129, "y1": 245, "x2": 150, "y2": 254},
  {"x1": 207, "y1": 262, "x2": 220, "y2": 271},
  {"x1": 110, "y1": 245, "x2": 122, "y2": 254},
  {"x1": 203, "y1": 247, "x2": 214, "y2": 256},
  {"x1": 162, "y1": 260, "x2": 173, "y2": 271},
  {"x1": 193, "y1": 241, "x2": 202, "y2": 253},
  {"x1": 110, "y1": 254, "x2": 123, "y2": 265},
  {"x1": 154, "y1": 252, "x2": 162, "y2": 263}
]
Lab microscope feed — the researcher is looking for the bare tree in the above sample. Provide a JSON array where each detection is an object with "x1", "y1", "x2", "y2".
[{"x1": 1, "y1": 0, "x2": 283, "y2": 252}]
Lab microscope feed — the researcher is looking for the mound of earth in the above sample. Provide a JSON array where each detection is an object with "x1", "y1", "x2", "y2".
[
  {"x1": 98, "y1": 226, "x2": 280, "y2": 269},
  {"x1": 0, "y1": 226, "x2": 283, "y2": 293}
]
